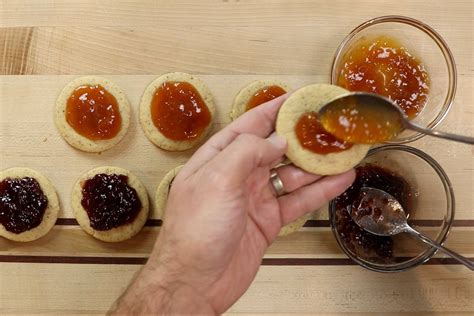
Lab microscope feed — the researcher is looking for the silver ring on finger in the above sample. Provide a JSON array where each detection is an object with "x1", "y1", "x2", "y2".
[{"x1": 270, "y1": 169, "x2": 286, "y2": 197}]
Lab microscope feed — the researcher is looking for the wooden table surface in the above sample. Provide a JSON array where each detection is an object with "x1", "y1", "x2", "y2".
[{"x1": 0, "y1": 1, "x2": 473, "y2": 314}]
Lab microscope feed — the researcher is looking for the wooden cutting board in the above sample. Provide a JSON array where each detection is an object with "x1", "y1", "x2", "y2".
[{"x1": 1, "y1": 0, "x2": 473, "y2": 314}]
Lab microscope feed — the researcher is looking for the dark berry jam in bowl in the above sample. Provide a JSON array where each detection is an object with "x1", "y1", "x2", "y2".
[
  {"x1": 331, "y1": 16, "x2": 456, "y2": 144},
  {"x1": 329, "y1": 145, "x2": 455, "y2": 272}
]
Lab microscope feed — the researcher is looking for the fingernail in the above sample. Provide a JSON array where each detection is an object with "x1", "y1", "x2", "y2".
[{"x1": 268, "y1": 133, "x2": 287, "y2": 149}]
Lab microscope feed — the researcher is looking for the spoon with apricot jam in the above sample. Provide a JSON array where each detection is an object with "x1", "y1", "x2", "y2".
[
  {"x1": 352, "y1": 187, "x2": 474, "y2": 270},
  {"x1": 318, "y1": 92, "x2": 474, "y2": 144}
]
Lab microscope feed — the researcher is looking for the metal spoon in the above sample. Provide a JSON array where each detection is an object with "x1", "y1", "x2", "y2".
[
  {"x1": 318, "y1": 92, "x2": 474, "y2": 144},
  {"x1": 349, "y1": 187, "x2": 474, "y2": 270}
]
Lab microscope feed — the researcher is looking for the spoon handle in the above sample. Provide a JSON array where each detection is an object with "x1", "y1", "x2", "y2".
[
  {"x1": 407, "y1": 122, "x2": 474, "y2": 145},
  {"x1": 405, "y1": 226, "x2": 474, "y2": 270}
]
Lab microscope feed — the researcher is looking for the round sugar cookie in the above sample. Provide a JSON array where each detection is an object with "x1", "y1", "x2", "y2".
[
  {"x1": 230, "y1": 80, "x2": 290, "y2": 120},
  {"x1": 54, "y1": 76, "x2": 131, "y2": 153},
  {"x1": 72, "y1": 166, "x2": 149, "y2": 242},
  {"x1": 155, "y1": 165, "x2": 307, "y2": 236},
  {"x1": 276, "y1": 84, "x2": 371, "y2": 175},
  {"x1": 0, "y1": 167, "x2": 60, "y2": 242},
  {"x1": 139, "y1": 72, "x2": 216, "y2": 151},
  {"x1": 279, "y1": 213, "x2": 313, "y2": 236},
  {"x1": 154, "y1": 165, "x2": 184, "y2": 219}
]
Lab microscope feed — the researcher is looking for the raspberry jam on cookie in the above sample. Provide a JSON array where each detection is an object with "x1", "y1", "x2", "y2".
[
  {"x1": 81, "y1": 174, "x2": 141, "y2": 231},
  {"x1": 0, "y1": 177, "x2": 48, "y2": 234}
]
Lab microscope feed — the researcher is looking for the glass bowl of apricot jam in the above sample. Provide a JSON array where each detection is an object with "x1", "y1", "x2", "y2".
[
  {"x1": 329, "y1": 145, "x2": 455, "y2": 272},
  {"x1": 331, "y1": 15, "x2": 457, "y2": 144}
]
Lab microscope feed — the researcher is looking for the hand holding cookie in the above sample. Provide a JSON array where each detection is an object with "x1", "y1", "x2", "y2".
[{"x1": 112, "y1": 95, "x2": 355, "y2": 314}]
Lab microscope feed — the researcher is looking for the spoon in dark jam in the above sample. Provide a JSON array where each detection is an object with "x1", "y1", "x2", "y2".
[
  {"x1": 318, "y1": 92, "x2": 474, "y2": 144},
  {"x1": 350, "y1": 187, "x2": 473, "y2": 270}
]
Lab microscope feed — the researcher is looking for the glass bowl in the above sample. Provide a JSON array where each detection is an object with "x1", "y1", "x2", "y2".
[
  {"x1": 330, "y1": 15, "x2": 457, "y2": 144},
  {"x1": 329, "y1": 145, "x2": 455, "y2": 272}
]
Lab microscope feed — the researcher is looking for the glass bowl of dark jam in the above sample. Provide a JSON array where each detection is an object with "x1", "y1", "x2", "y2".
[
  {"x1": 329, "y1": 145, "x2": 455, "y2": 272},
  {"x1": 331, "y1": 15, "x2": 457, "y2": 144}
]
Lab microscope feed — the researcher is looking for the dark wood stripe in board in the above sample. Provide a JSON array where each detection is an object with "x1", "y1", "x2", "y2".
[
  {"x1": 55, "y1": 219, "x2": 474, "y2": 227},
  {"x1": 0, "y1": 255, "x2": 472, "y2": 266},
  {"x1": 445, "y1": 219, "x2": 474, "y2": 227},
  {"x1": 145, "y1": 219, "x2": 163, "y2": 226},
  {"x1": 262, "y1": 258, "x2": 355, "y2": 265},
  {"x1": 55, "y1": 218, "x2": 163, "y2": 226},
  {"x1": 261, "y1": 257, "x2": 474, "y2": 266},
  {"x1": 0, "y1": 255, "x2": 147, "y2": 265},
  {"x1": 409, "y1": 219, "x2": 474, "y2": 227},
  {"x1": 303, "y1": 220, "x2": 330, "y2": 227},
  {"x1": 304, "y1": 219, "x2": 474, "y2": 227},
  {"x1": 55, "y1": 218, "x2": 79, "y2": 225}
]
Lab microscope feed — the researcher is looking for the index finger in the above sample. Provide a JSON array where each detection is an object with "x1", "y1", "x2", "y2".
[{"x1": 180, "y1": 93, "x2": 289, "y2": 178}]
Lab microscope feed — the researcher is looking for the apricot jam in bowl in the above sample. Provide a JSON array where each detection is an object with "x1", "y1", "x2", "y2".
[
  {"x1": 331, "y1": 16, "x2": 456, "y2": 144},
  {"x1": 329, "y1": 145, "x2": 455, "y2": 272}
]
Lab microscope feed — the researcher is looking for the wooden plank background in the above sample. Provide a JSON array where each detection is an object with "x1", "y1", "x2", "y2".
[{"x1": 0, "y1": 0, "x2": 473, "y2": 314}]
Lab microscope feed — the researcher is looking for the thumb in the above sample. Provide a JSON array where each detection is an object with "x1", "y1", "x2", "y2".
[{"x1": 206, "y1": 133, "x2": 287, "y2": 187}]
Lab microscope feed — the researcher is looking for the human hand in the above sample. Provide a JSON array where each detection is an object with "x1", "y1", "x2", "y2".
[{"x1": 112, "y1": 94, "x2": 355, "y2": 315}]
